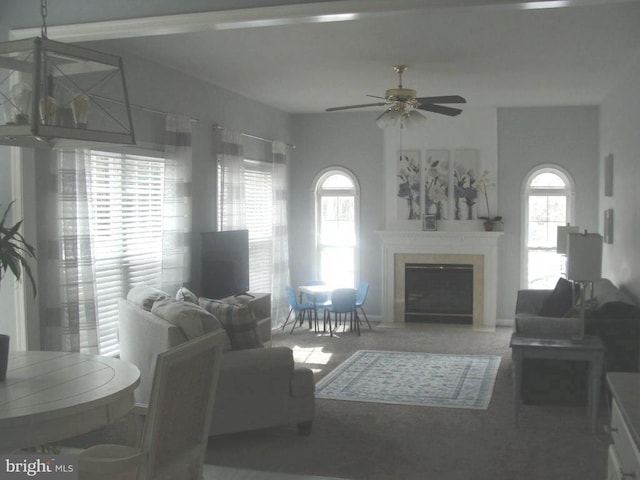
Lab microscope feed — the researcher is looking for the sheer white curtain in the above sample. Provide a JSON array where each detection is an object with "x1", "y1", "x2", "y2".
[
  {"x1": 161, "y1": 114, "x2": 193, "y2": 295},
  {"x1": 217, "y1": 128, "x2": 246, "y2": 230},
  {"x1": 41, "y1": 149, "x2": 99, "y2": 353},
  {"x1": 271, "y1": 141, "x2": 290, "y2": 327}
]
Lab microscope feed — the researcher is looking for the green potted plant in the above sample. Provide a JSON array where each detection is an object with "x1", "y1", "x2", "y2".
[
  {"x1": 475, "y1": 170, "x2": 503, "y2": 231},
  {"x1": 0, "y1": 201, "x2": 36, "y2": 380},
  {"x1": 0, "y1": 201, "x2": 36, "y2": 295}
]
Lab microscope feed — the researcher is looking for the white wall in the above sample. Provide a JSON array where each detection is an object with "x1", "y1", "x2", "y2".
[
  {"x1": 290, "y1": 112, "x2": 384, "y2": 316},
  {"x1": 497, "y1": 106, "x2": 599, "y2": 319},
  {"x1": 599, "y1": 53, "x2": 640, "y2": 303},
  {"x1": 383, "y1": 108, "x2": 498, "y2": 232}
]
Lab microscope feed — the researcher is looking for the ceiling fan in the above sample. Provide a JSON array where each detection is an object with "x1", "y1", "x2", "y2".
[{"x1": 326, "y1": 65, "x2": 466, "y2": 128}]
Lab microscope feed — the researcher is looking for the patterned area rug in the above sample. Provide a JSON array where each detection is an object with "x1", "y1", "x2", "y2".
[{"x1": 315, "y1": 350, "x2": 501, "y2": 409}]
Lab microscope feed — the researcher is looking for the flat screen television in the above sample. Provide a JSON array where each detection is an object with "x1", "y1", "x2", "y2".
[{"x1": 201, "y1": 230, "x2": 250, "y2": 299}]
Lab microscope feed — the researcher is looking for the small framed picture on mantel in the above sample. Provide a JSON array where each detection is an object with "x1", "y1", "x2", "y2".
[{"x1": 423, "y1": 214, "x2": 437, "y2": 231}]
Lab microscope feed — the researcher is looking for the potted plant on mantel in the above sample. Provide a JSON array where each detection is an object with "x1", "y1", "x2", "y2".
[
  {"x1": 0, "y1": 201, "x2": 36, "y2": 381},
  {"x1": 475, "y1": 170, "x2": 503, "y2": 232}
]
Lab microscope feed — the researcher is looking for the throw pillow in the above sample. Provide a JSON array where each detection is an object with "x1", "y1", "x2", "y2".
[
  {"x1": 151, "y1": 297, "x2": 225, "y2": 341},
  {"x1": 176, "y1": 285, "x2": 199, "y2": 304},
  {"x1": 199, "y1": 297, "x2": 263, "y2": 350},
  {"x1": 127, "y1": 286, "x2": 170, "y2": 311},
  {"x1": 220, "y1": 293, "x2": 270, "y2": 321},
  {"x1": 539, "y1": 277, "x2": 575, "y2": 317}
]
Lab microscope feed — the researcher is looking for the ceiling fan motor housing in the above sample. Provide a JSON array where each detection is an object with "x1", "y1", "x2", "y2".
[{"x1": 385, "y1": 88, "x2": 417, "y2": 103}]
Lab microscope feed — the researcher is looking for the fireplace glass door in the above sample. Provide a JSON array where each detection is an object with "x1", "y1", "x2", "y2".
[{"x1": 405, "y1": 263, "x2": 473, "y2": 324}]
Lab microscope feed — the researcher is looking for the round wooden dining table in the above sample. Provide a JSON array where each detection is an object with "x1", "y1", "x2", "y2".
[{"x1": 0, "y1": 350, "x2": 140, "y2": 451}]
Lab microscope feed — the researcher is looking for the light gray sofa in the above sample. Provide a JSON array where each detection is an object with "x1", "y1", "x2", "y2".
[{"x1": 118, "y1": 289, "x2": 315, "y2": 436}]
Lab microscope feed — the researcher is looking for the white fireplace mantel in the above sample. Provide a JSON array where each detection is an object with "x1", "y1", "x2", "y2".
[{"x1": 377, "y1": 230, "x2": 503, "y2": 330}]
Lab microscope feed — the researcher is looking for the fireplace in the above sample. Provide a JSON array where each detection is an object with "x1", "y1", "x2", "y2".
[
  {"x1": 405, "y1": 263, "x2": 473, "y2": 324},
  {"x1": 378, "y1": 230, "x2": 502, "y2": 330}
]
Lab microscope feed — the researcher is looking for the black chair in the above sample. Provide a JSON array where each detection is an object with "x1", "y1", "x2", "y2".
[
  {"x1": 325, "y1": 288, "x2": 359, "y2": 335},
  {"x1": 282, "y1": 285, "x2": 316, "y2": 334}
]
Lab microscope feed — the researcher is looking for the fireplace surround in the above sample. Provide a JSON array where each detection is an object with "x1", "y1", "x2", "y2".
[{"x1": 378, "y1": 230, "x2": 502, "y2": 330}]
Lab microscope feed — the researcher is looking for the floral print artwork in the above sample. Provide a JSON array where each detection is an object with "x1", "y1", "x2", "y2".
[
  {"x1": 424, "y1": 150, "x2": 449, "y2": 220},
  {"x1": 395, "y1": 148, "x2": 490, "y2": 224},
  {"x1": 397, "y1": 151, "x2": 421, "y2": 220},
  {"x1": 454, "y1": 149, "x2": 479, "y2": 220}
]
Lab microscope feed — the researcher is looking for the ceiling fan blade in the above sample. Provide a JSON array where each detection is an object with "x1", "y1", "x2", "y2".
[
  {"x1": 416, "y1": 103, "x2": 463, "y2": 116},
  {"x1": 366, "y1": 94, "x2": 387, "y2": 100},
  {"x1": 326, "y1": 102, "x2": 388, "y2": 112},
  {"x1": 416, "y1": 95, "x2": 467, "y2": 105}
]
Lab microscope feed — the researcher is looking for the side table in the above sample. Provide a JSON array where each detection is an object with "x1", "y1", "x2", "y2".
[{"x1": 509, "y1": 332, "x2": 605, "y2": 432}]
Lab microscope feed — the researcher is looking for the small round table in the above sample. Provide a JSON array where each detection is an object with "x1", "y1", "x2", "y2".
[{"x1": 0, "y1": 351, "x2": 140, "y2": 451}]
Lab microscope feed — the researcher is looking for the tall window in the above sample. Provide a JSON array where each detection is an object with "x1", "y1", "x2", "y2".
[
  {"x1": 523, "y1": 167, "x2": 574, "y2": 289},
  {"x1": 218, "y1": 158, "x2": 273, "y2": 293},
  {"x1": 314, "y1": 168, "x2": 359, "y2": 287},
  {"x1": 89, "y1": 151, "x2": 165, "y2": 356}
]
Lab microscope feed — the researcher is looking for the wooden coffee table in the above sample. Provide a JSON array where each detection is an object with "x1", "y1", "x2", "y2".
[
  {"x1": 0, "y1": 351, "x2": 140, "y2": 451},
  {"x1": 510, "y1": 332, "x2": 605, "y2": 432}
]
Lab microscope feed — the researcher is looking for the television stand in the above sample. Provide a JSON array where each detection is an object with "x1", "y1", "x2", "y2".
[{"x1": 235, "y1": 292, "x2": 255, "y2": 299}]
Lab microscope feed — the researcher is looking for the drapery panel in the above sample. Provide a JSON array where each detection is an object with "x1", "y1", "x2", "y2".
[
  {"x1": 161, "y1": 114, "x2": 193, "y2": 295},
  {"x1": 41, "y1": 149, "x2": 99, "y2": 353},
  {"x1": 217, "y1": 128, "x2": 246, "y2": 230},
  {"x1": 271, "y1": 141, "x2": 290, "y2": 327}
]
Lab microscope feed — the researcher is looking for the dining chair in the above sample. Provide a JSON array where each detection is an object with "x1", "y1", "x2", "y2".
[
  {"x1": 324, "y1": 288, "x2": 359, "y2": 335},
  {"x1": 282, "y1": 285, "x2": 316, "y2": 333},
  {"x1": 355, "y1": 281, "x2": 373, "y2": 330},
  {"x1": 77, "y1": 330, "x2": 226, "y2": 480}
]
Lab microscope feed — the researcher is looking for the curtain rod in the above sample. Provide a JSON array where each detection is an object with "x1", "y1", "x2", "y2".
[
  {"x1": 93, "y1": 94, "x2": 199, "y2": 123},
  {"x1": 213, "y1": 124, "x2": 295, "y2": 149}
]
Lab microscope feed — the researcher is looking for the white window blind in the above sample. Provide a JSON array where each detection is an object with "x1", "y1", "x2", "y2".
[
  {"x1": 89, "y1": 151, "x2": 165, "y2": 356},
  {"x1": 217, "y1": 159, "x2": 273, "y2": 293},
  {"x1": 245, "y1": 160, "x2": 273, "y2": 293}
]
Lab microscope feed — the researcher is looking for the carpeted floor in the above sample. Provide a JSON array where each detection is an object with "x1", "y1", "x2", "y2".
[{"x1": 205, "y1": 323, "x2": 610, "y2": 480}]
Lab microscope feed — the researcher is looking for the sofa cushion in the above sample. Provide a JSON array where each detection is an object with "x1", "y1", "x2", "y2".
[
  {"x1": 127, "y1": 286, "x2": 170, "y2": 311},
  {"x1": 199, "y1": 297, "x2": 263, "y2": 350},
  {"x1": 151, "y1": 297, "x2": 225, "y2": 341},
  {"x1": 539, "y1": 278, "x2": 575, "y2": 317},
  {"x1": 176, "y1": 285, "x2": 199, "y2": 304}
]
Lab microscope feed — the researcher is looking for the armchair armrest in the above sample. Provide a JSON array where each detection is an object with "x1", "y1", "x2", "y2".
[{"x1": 515, "y1": 289, "x2": 553, "y2": 315}]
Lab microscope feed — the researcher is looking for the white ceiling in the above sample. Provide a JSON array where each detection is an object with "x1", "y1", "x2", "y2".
[{"x1": 81, "y1": 0, "x2": 640, "y2": 114}]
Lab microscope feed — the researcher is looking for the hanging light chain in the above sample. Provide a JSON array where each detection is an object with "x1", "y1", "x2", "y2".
[{"x1": 40, "y1": 0, "x2": 48, "y2": 38}]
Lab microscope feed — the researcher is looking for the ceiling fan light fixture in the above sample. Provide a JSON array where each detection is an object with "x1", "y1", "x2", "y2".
[
  {"x1": 375, "y1": 108, "x2": 401, "y2": 129},
  {"x1": 327, "y1": 65, "x2": 465, "y2": 127},
  {"x1": 0, "y1": 0, "x2": 135, "y2": 149},
  {"x1": 402, "y1": 109, "x2": 427, "y2": 129}
]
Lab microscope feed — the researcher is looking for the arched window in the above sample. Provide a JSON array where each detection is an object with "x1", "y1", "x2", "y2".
[
  {"x1": 313, "y1": 167, "x2": 359, "y2": 287},
  {"x1": 523, "y1": 166, "x2": 575, "y2": 288}
]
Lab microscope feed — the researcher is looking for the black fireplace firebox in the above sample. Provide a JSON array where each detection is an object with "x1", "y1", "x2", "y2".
[{"x1": 405, "y1": 263, "x2": 473, "y2": 324}]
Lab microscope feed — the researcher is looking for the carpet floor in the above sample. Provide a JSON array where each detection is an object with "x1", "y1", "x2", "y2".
[{"x1": 205, "y1": 323, "x2": 610, "y2": 480}]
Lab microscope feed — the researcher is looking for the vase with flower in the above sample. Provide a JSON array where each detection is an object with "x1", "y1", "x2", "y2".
[{"x1": 475, "y1": 170, "x2": 503, "y2": 231}]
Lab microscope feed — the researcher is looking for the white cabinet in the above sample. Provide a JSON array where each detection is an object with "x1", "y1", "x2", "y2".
[
  {"x1": 607, "y1": 373, "x2": 640, "y2": 480},
  {"x1": 608, "y1": 400, "x2": 640, "y2": 479},
  {"x1": 607, "y1": 445, "x2": 623, "y2": 480}
]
